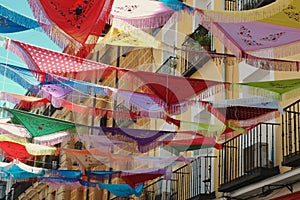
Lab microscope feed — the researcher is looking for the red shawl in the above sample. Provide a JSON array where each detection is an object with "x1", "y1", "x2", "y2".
[{"x1": 27, "y1": 0, "x2": 114, "y2": 58}]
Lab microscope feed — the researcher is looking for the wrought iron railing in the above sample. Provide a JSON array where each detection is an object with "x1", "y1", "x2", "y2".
[
  {"x1": 180, "y1": 25, "x2": 212, "y2": 76},
  {"x1": 114, "y1": 103, "x2": 136, "y2": 128},
  {"x1": 156, "y1": 56, "x2": 177, "y2": 75},
  {"x1": 1, "y1": 182, "x2": 33, "y2": 200},
  {"x1": 224, "y1": 0, "x2": 276, "y2": 11},
  {"x1": 137, "y1": 156, "x2": 216, "y2": 200},
  {"x1": 282, "y1": 99, "x2": 300, "y2": 167},
  {"x1": 219, "y1": 123, "x2": 279, "y2": 192}
]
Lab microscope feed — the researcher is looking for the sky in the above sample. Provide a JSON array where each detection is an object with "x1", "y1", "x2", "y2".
[{"x1": 0, "y1": 0, "x2": 61, "y2": 97}]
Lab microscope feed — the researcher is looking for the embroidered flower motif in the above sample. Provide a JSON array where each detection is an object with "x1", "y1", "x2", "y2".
[
  {"x1": 241, "y1": 38, "x2": 263, "y2": 46},
  {"x1": 114, "y1": 5, "x2": 139, "y2": 14},
  {"x1": 261, "y1": 32, "x2": 285, "y2": 42},
  {"x1": 238, "y1": 26, "x2": 252, "y2": 38},
  {"x1": 283, "y1": 4, "x2": 300, "y2": 22},
  {"x1": 50, "y1": 0, "x2": 95, "y2": 29},
  {"x1": 238, "y1": 25, "x2": 263, "y2": 46}
]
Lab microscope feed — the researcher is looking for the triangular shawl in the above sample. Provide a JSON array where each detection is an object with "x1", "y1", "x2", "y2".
[
  {"x1": 99, "y1": 22, "x2": 162, "y2": 48},
  {"x1": 0, "y1": 160, "x2": 47, "y2": 180},
  {"x1": 6, "y1": 39, "x2": 115, "y2": 81},
  {"x1": 159, "y1": 0, "x2": 194, "y2": 12},
  {"x1": 208, "y1": 104, "x2": 279, "y2": 129},
  {"x1": 0, "y1": 135, "x2": 56, "y2": 161},
  {"x1": 0, "y1": 63, "x2": 37, "y2": 90},
  {"x1": 121, "y1": 168, "x2": 166, "y2": 187},
  {"x1": 122, "y1": 69, "x2": 224, "y2": 107},
  {"x1": 0, "y1": 92, "x2": 49, "y2": 110},
  {"x1": 197, "y1": 0, "x2": 300, "y2": 58},
  {"x1": 27, "y1": 0, "x2": 114, "y2": 57},
  {"x1": 98, "y1": 183, "x2": 143, "y2": 198},
  {"x1": 240, "y1": 78, "x2": 300, "y2": 100},
  {"x1": 110, "y1": 0, "x2": 174, "y2": 29},
  {"x1": 0, "y1": 4, "x2": 40, "y2": 33},
  {"x1": 5, "y1": 108, "x2": 75, "y2": 137}
]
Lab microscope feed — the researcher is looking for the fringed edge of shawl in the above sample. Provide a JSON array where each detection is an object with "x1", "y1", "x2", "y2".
[
  {"x1": 227, "y1": 111, "x2": 279, "y2": 128},
  {"x1": 27, "y1": 0, "x2": 82, "y2": 54},
  {"x1": 196, "y1": 0, "x2": 293, "y2": 23},
  {"x1": 0, "y1": 4, "x2": 40, "y2": 29},
  {"x1": 110, "y1": 11, "x2": 176, "y2": 30},
  {"x1": 247, "y1": 40, "x2": 300, "y2": 60}
]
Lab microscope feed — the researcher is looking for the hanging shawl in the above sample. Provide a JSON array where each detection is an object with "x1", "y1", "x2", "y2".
[
  {"x1": 27, "y1": 0, "x2": 114, "y2": 58},
  {"x1": 83, "y1": 125, "x2": 177, "y2": 153},
  {"x1": 33, "y1": 131, "x2": 70, "y2": 146},
  {"x1": 44, "y1": 74, "x2": 113, "y2": 97},
  {"x1": 99, "y1": 21, "x2": 162, "y2": 48},
  {"x1": 0, "y1": 160, "x2": 47, "y2": 180},
  {"x1": 50, "y1": 169, "x2": 82, "y2": 179},
  {"x1": 5, "y1": 108, "x2": 75, "y2": 137},
  {"x1": 98, "y1": 183, "x2": 143, "y2": 198},
  {"x1": 159, "y1": 0, "x2": 193, "y2": 12},
  {"x1": 197, "y1": 0, "x2": 300, "y2": 58},
  {"x1": 163, "y1": 134, "x2": 221, "y2": 154},
  {"x1": 208, "y1": 96, "x2": 281, "y2": 108},
  {"x1": 6, "y1": 39, "x2": 115, "y2": 81},
  {"x1": 0, "y1": 92, "x2": 49, "y2": 110},
  {"x1": 121, "y1": 168, "x2": 165, "y2": 187},
  {"x1": 206, "y1": 103, "x2": 279, "y2": 130},
  {"x1": 0, "y1": 63, "x2": 111, "y2": 98},
  {"x1": 240, "y1": 78, "x2": 300, "y2": 101},
  {"x1": 0, "y1": 135, "x2": 56, "y2": 161},
  {"x1": 0, "y1": 119, "x2": 70, "y2": 146},
  {"x1": 0, "y1": 122, "x2": 32, "y2": 139},
  {"x1": 121, "y1": 69, "x2": 225, "y2": 113},
  {"x1": 179, "y1": 121, "x2": 227, "y2": 136},
  {"x1": 110, "y1": 0, "x2": 175, "y2": 29},
  {"x1": 0, "y1": 5, "x2": 40, "y2": 33},
  {"x1": 0, "y1": 63, "x2": 37, "y2": 90}
]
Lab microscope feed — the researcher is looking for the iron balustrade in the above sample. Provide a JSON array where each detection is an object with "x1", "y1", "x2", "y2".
[
  {"x1": 180, "y1": 25, "x2": 212, "y2": 76},
  {"x1": 114, "y1": 102, "x2": 137, "y2": 128},
  {"x1": 219, "y1": 123, "x2": 279, "y2": 192},
  {"x1": 1, "y1": 182, "x2": 33, "y2": 200},
  {"x1": 282, "y1": 99, "x2": 300, "y2": 167},
  {"x1": 156, "y1": 56, "x2": 177, "y2": 76},
  {"x1": 137, "y1": 156, "x2": 216, "y2": 200},
  {"x1": 224, "y1": 0, "x2": 276, "y2": 11}
]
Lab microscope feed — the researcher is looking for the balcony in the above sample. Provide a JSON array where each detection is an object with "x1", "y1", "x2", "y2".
[
  {"x1": 1, "y1": 182, "x2": 33, "y2": 200},
  {"x1": 282, "y1": 99, "x2": 300, "y2": 167},
  {"x1": 180, "y1": 25, "x2": 212, "y2": 77},
  {"x1": 218, "y1": 123, "x2": 280, "y2": 192},
  {"x1": 225, "y1": 0, "x2": 276, "y2": 11},
  {"x1": 156, "y1": 56, "x2": 177, "y2": 76},
  {"x1": 114, "y1": 102, "x2": 137, "y2": 128},
  {"x1": 139, "y1": 156, "x2": 216, "y2": 200}
]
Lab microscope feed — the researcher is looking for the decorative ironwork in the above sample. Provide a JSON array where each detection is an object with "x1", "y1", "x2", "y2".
[
  {"x1": 138, "y1": 156, "x2": 216, "y2": 200},
  {"x1": 114, "y1": 103, "x2": 137, "y2": 128},
  {"x1": 156, "y1": 56, "x2": 177, "y2": 75},
  {"x1": 219, "y1": 123, "x2": 280, "y2": 192},
  {"x1": 225, "y1": 0, "x2": 276, "y2": 11},
  {"x1": 180, "y1": 25, "x2": 212, "y2": 76},
  {"x1": 282, "y1": 99, "x2": 300, "y2": 167}
]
